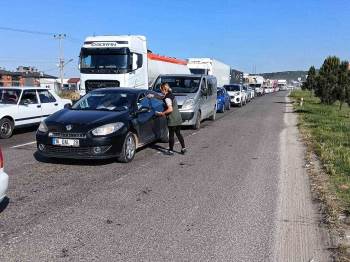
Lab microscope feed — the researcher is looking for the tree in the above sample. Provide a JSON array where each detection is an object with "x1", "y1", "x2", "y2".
[
  {"x1": 336, "y1": 61, "x2": 350, "y2": 110},
  {"x1": 315, "y1": 56, "x2": 340, "y2": 104},
  {"x1": 302, "y1": 66, "x2": 317, "y2": 91}
]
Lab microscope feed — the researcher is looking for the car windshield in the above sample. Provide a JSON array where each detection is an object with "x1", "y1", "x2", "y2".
[
  {"x1": 0, "y1": 89, "x2": 21, "y2": 104},
  {"x1": 154, "y1": 76, "x2": 201, "y2": 94},
  {"x1": 72, "y1": 90, "x2": 135, "y2": 111},
  {"x1": 217, "y1": 89, "x2": 224, "y2": 96},
  {"x1": 224, "y1": 85, "x2": 240, "y2": 91}
]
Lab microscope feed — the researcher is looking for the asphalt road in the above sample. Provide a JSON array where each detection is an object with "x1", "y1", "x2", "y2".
[{"x1": 0, "y1": 92, "x2": 327, "y2": 261}]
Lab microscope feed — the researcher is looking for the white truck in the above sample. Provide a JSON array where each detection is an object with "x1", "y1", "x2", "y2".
[
  {"x1": 278, "y1": 79, "x2": 288, "y2": 91},
  {"x1": 248, "y1": 75, "x2": 265, "y2": 96},
  {"x1": 187, "y1": 58, "x2": 231, "y2": 87},
  {"x1": 79, "y1": 35, "x2": 190, "y2": 95}
]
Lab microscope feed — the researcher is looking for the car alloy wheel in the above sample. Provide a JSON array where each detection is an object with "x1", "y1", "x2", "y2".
[
  {"x1": 0, "y1": 118, "x2": 14, "y2": 139},
  {"x1": 118, "y1": 132, "x2": 136, "y2": 163},
  {"x1": 193, "y1": 111, "x2": 201, "y2": 130},
  {"x1": 125, "y1": 135, "x2": 136, "y2": 160}
]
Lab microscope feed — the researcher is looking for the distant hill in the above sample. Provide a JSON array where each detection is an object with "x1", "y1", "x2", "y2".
[{"x1": 258, "y1": 71, "x2": 308, "y2": 82}]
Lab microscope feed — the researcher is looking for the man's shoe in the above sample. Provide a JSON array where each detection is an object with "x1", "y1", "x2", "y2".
[{"x1": 181, "y1": 148, "x2": 187, "y2": 155}]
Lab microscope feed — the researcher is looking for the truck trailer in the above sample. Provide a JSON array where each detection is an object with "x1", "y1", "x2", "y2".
[
  {"x1": 79, "y1": 35, "x2": 190, "y2": 95},
  {"x1": 187, "y1": 58, "x2": 231, "y2": 87}
]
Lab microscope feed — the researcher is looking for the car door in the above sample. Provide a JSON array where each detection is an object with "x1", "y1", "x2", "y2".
[
  {"x1": 199, "y1": 77, "x2": 209, "y2": 118},
  {"x1": 148, "y1": 93, "x2": 166, "y2": 140},
  {"x1": 135, "y1": 92, "x2": 156, "y2": 144},
  {"x1": 37, "y1": 89, "x2": 60, "y2": 118},
  {"x1": 16, "y1": 89, "x2": 42, "y2": 126}
]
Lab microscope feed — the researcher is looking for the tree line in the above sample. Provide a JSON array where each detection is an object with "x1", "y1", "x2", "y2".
[{"x1": 302, "y1": 56, "x2": 350, "y2": 110}]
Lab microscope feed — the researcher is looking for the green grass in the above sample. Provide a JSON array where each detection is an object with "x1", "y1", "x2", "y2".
[{"x1": 290, "y1": 90, "x2": 350, "y2": 211}]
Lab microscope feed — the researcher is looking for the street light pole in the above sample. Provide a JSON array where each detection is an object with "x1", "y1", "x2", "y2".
[{"x1": 54, "y1": 34, "x2": 66, "y2": 90}]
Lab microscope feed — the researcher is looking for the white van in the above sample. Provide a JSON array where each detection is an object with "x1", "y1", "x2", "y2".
[{"x1": 152, "y1": 74, "x2": 217, "y2": 129}]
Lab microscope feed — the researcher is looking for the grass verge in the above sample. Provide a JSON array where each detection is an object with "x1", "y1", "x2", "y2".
[{"x1": 290, "y1": 90, "x2": 350, "y2": 212}]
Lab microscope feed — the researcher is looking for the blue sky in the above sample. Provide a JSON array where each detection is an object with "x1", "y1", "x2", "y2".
[{"x1": 0, "y1": 0, "x2": 349, "y2": 77}]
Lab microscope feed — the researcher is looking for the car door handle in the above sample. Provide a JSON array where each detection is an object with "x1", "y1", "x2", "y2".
[
  {"x1": 37, "y1": 105, "x2": 41, "y2": 108},
  {"x1": 54, "y1": 103, "x2": 58, "y2": 106}
]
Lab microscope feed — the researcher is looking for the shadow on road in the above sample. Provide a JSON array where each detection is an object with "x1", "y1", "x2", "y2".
[
  {"x1": 0, "y1": 197, "x2": 10, "y2": 214},
  {"x1": 274, "y1": 101, "x2": 294, "y2": 104},
  {"x1": 33, "y1": 151, "x2": 117, "y2": 166},
  {"x1": 12, "y1": 125, "x2": 38, "y2": 136}
]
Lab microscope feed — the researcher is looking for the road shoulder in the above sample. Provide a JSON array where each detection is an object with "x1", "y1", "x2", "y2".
[{"x1": 273, "y1": 95, "x2": 331, "y2": 261}]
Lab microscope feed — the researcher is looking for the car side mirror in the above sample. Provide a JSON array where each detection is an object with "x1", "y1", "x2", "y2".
[
  {"x1": 64, "y1": 103, "x2": 72, "y2": 109},
  {"x1": 132, "y1": 53, "x2": 138, "y2": 71}
]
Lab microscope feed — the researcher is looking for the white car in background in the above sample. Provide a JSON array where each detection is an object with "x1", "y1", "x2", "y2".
[
  {"x1": 0, "y1": 147, "x2": 8, "y2": 203},
  {"x1": 0, "y1": 87, "x2": 71, "y2": 139},
  {"x1": 224, "y1": 84, "x2": 247, "y2": 107}
]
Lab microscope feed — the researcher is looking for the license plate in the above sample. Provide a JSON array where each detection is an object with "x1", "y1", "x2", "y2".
[{"x1": 52, "y1": 138, "x2": 79, "y2": 147}]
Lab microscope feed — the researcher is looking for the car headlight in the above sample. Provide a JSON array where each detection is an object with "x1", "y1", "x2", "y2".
[
  {"x1": 38, "y1": 121, "x2": 48, "y2": 133},
  {"x1": 181, "y1": 99, "x2": 195, "y2": 110},
  {"x1": 92, "y1": 122, "x2": 124, "y2": 136}
]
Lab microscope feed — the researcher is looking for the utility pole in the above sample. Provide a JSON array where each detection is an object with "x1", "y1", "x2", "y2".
[{"x1": 54, "y1": 34, "x2": 66, "y2": 91}]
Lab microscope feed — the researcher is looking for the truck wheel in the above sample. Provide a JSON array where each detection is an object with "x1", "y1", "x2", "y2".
[
  {"x1": 193, "y1": 112, "x2": 201, "y2": 130},
  {"x1": 0, "y1": 118, "x2": 14, "y2": 139},
  {"x1": 118, "y1": 132, "x2": 136, "y2": 163}
]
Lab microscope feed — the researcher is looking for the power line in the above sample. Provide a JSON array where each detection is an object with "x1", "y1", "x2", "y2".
[
  {"x1": 0, "y1": 26, "x2": 83, "y2": 43},
  {"x1": 0, "y1": 26, "x2": 55, "y2": 36}
]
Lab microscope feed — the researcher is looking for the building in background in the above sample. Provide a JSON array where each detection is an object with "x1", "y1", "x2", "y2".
[
  {"x1": 67, "y1": 78, "x2": 80, "y2": 90},
  {"x1": 0, "y1": 66, "x2": 57, "y2": 87}
]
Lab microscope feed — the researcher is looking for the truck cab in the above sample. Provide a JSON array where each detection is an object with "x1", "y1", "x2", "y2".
[{"x1": 79, "y1": 35, "x2": 148, "y2": 95}]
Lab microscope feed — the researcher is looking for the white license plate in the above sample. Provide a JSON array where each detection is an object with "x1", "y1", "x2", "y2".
[{"x1": 52, "y1": 138, "x2": 79, "y2": 147}]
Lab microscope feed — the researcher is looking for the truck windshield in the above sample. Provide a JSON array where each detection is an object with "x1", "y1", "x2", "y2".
[
  {"x1": 189, "y1": 68, "x2": 207, "y2": 75},
  {"x1": 224, "y1": 85, "x2": 240, "y2": 91},
  {"x1": 0, "y1": 89, "x2": 21, "y2": 104},
  {"x1": 153, "y1": 76, "x2": 201, "y2": 94},
  {"x1": 80, "y1": 47, "x2": 131, "y2": 74}
]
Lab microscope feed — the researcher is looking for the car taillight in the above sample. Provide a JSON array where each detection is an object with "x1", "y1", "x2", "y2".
[{"x1": 0, "y1": 147, "x2": 3, "y2": 169}]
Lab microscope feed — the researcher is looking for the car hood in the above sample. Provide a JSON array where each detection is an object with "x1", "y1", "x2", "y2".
[
  {"x1": 227, "y1": 91, "x2": 240, "y2": 96},
  {"x1": 45, "y1": 109, "x2": 129, "y2": 132},
  {"x1": 174, "y1": 93, "x2": 196, "y2": 106}
]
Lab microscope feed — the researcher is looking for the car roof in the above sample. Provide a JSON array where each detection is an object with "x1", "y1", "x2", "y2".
[
  {"x1": 91, "y1": 87, "x2": 149, "y2": 94},
  {"x1": 158, "y1": 74, "x2": 215, "y2": 78},
  {"x1": 0, "y1": 86, "x2": 53, "y2": 90}
]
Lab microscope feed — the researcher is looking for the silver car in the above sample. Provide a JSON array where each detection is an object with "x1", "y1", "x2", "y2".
[{"x1": 152, "y1": 74, "x2": 217, "y2": 130}]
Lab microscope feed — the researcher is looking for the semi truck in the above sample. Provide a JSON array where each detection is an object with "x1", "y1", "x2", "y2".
[
  {"x1": 187, "y1": 58, "x2": 231, "y2": 87},
  {"x1": 79, "y1": 35, "x2": 190, "y2": 95}
]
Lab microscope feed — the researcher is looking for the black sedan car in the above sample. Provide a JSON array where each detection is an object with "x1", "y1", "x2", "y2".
[{"x1": 36, "y1": 88, "x2": 168, "y2": 162}]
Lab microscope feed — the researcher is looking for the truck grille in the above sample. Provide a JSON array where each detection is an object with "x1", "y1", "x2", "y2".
[{"x1": 85, "y1": 80, "x2": 120, "y2": 92}]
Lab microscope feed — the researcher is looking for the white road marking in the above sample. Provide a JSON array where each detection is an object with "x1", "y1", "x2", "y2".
[{"x1": 11, "y1": 141, "x2": 36, "y2": 148}]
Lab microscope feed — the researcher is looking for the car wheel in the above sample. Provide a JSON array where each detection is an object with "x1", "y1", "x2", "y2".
[
  {"x1": 227, "y1": 101, "x2": 231, "y2": 110},
  {"x1": 239, "y1": 100, "x2": 242, "y2": 107},
  {"x1": 209, "y1": 106, "x2": 216, "y2": 121},
  {"x1": 118, "y1": 132, "x2": 136, "y2": 163},
  {"x1": 0, "y1": 118, "x2": 14, "y2": 139},
  {"x1": 193, "y1": 111, "x2": 201, "y2": 130}
]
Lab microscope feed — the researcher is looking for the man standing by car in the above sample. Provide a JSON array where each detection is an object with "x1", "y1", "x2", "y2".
[{"x1": 149, "y1": 83, "x2": 186, "y2": 155}]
